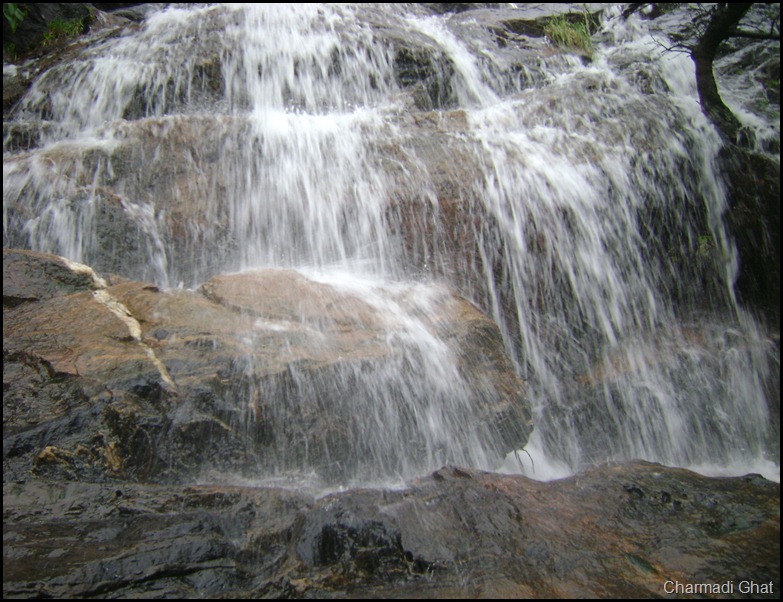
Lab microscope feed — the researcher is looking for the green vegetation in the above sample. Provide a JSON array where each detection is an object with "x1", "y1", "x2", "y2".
[
  {"x1": 4, "y1": 4, "x2": 91, "y2": 57},
  {"x1": 3, "y1": 3, "x2": 26, "y2": 32},
  {"x1": 42, "y1": 16, "x2": 87, "y2": 46},
  {"x1": 697, "y1": 233, "x2": 714, "y2": 258},
  {"x1": 544, "y1": 11, "x2": 597, "y2": 55}
]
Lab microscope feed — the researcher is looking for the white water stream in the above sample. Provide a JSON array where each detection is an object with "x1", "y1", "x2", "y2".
[{"x1": 3, "y1": 3, "x2": 779, "y2": 483}]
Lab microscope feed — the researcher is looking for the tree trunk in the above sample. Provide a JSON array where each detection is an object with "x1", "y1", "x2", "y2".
[{"x1": 691, "y1": 3, "x2": 753, "y2": 145}]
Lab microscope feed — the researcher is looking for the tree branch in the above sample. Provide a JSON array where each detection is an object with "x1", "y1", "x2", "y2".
[{"x1": 730, "y1": 29, "x2": 781, "y2": 41}]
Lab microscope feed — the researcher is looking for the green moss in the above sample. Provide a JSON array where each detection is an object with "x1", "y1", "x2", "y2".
[
  {"x1": 42, "y1": 16, "x2": 87, "y2": 46},
  {"x1": 697, "y1": 234, "x2": 714, "y2": 258}
]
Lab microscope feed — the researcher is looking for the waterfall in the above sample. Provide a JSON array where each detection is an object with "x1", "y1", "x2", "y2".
[{"x1": 3, "y1": 3, "x2": 779, "y2": 484}]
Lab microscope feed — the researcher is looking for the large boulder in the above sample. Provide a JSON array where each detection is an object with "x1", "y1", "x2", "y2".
[{"x1": 3, "y1": 248, "x2": 532, "y2": 485}]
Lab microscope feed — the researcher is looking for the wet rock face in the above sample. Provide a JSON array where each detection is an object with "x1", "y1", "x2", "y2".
[
  {"x1": 3, "y1": 249, "x2": 532, "y2": 484},
  {"x1": 3, "y1": 462, "x2": 779, "y2": 598},
  {"x1": 2, "y1": 3, "x2": 563, "y2": 291},
  {"x1": 6, "y1": 2, "x2": 776, "y2": 330},
  {"x1": 392, "y1": 44, "x2": 457, "y2": 110},
  {"x1": 721, "y1": 147, "x2": 781, "y2": 327},
  {"x1": 2, "y1": 4, "x2": 780, "y2": 596},
  {"x1": 5, "y1": 250, "x2": 777, "y2": 599}
]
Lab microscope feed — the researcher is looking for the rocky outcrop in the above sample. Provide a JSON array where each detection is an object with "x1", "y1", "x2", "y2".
[
  {"x1": 3, "y1": 462, "x2": 779, "y2": 598},
  {"x1": 3, "y1": 249, "x2": 532, "y2": 485},
  {"x1": 721, "y1": 147, "x2": 781, "y2": 327},
  {"x1": 3, "y1": 4, "x2": 780, "y2": 596},
  {"x1": 6, "y1": 249, "x2": 778, "y2": 599}
]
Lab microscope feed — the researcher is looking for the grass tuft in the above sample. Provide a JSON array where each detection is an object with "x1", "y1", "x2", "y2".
[
  {"x1": 544, "y1": 12, "x2": 596, "y2": 55},
  {"x1": 42, "y1": 17, "x2": 87, "y2": 46}
]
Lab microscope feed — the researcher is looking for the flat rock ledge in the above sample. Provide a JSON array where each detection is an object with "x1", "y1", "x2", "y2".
[{"x1": 2, "y1": 461, "x2": 779, "y2": 599}]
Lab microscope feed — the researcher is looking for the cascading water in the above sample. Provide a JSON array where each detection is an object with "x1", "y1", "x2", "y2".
[{"x1": 3, "y1": 3, "x2": 779, "y2": 484}]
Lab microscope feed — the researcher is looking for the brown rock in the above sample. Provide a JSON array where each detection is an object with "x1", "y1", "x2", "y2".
[{"x1": 3, "y1": 249, "x2": 531, "y2": 484}]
